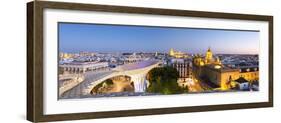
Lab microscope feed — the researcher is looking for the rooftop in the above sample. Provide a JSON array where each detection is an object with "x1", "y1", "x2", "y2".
[{"x1": 116, "y1": 60, "x2": 159, "y2": 71}]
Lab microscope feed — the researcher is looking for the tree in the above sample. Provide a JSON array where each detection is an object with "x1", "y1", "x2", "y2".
[
  {"x1": 147, "y1": 66, "x2": 185, "y2": 94},
  {"x1": 91, "y1": 79, "x2": 114, "y2": 94},
  {"x1": 104, "y1": 79, "x2": 113, "y2": 85}
]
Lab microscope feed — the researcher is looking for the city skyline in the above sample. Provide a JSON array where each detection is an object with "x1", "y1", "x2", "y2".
[{"x1": 59, "y1": 23, "x2": 259, "y2": 54}]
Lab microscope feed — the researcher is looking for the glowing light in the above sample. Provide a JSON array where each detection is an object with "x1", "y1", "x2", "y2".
[{"x1": 214, "y1": 65, "x2": 221, "y2": 69}]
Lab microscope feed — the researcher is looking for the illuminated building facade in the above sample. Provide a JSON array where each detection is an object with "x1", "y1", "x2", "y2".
[
  {"x1": 193, "y1": 48, "x2": 259, "y2": 90},
  {"x1": 124, "y1": 53, "x2": 143, "y2": 64},
  {"x1": 172, "y1": 61, "x2": 193, "y2": 88},
  {"x1": 172, "y1": 62, "x2": 192, "y2": 79},
  {"x1": 59, "y1": 52, "x2": 74, "y2": 59},
  {"x1": 169, "y1": 48, "x2": 188, "y2": 58}
]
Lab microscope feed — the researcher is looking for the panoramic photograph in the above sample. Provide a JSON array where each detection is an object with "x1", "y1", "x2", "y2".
[{"x1": 58, "y1": 23, "x2": 259, "y2": 99}]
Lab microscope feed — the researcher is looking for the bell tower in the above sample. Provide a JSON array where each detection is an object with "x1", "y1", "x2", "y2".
[
  {"x1": 169, "y1": 48, "x2": 175, "y2": 56},
  {"x1": 205, "y1": 47, "x2": 213, "y2": 64}
]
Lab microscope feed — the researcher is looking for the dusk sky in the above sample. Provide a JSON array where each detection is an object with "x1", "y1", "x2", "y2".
[{"x1": 59, "y1": 23, "x2": 259, "y2": 54}]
